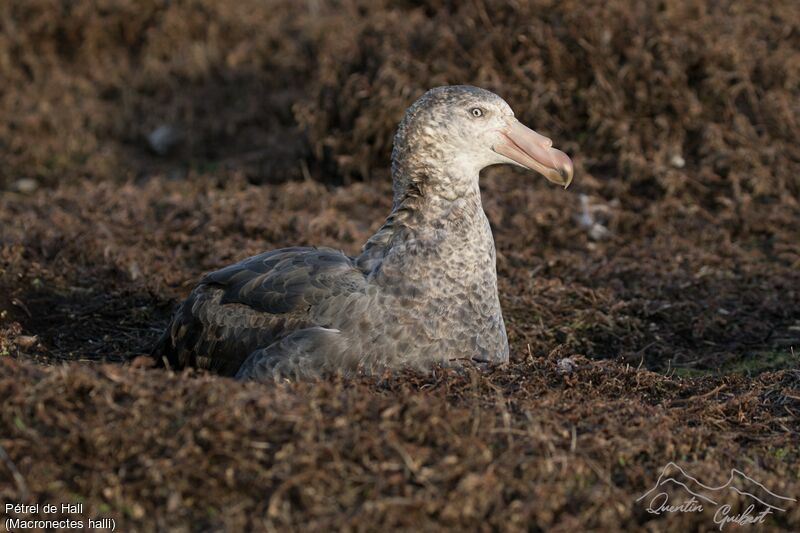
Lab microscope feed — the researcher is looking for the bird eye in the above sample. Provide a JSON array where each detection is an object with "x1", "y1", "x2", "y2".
[{"x1": 470, "y1": 107, "x2": 484, "y2": 118}]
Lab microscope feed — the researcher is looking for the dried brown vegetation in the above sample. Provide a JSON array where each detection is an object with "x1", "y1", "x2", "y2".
[
  {"x1": 2, "y1": 357, "x2": 799, "y2": 530},
  {"x1": 1, "y1": 0, "x2": 799, "y2": 531}
]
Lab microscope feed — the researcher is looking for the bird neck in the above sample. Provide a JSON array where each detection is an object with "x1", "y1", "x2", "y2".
[
  {"x1": 357, "y1": 166, "x2": 494, "y2": 276},
  {"x1": 389, "y1": 117, "x2": 484, "y2": 208}
]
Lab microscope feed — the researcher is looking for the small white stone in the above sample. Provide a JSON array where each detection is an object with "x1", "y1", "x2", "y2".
[
  {"x1": 147, "y1": 125, "x2": 180, "y2": 155},
  {"x1": 589, "y1": 223, "x2": 611, "y2": 241},
  {"x1": 557, "y1": 357, "x2": 577, "y2": 374},
  {"x1": 12, "y1": 178, "x2": 38, "y2": 194}
]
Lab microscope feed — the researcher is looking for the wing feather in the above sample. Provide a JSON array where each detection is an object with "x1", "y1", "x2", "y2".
[{"x1": 153, "y1": 247, "x2": 367, "y2": 375}]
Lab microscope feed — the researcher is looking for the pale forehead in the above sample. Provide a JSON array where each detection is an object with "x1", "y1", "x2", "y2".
[{"x1": 416, "y1": 85, "x2": 514, "y2": 114}]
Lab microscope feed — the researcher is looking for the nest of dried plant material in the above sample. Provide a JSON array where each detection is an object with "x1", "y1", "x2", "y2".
[{"x1": 2, "y1": 356, "x2": 799, "y2": 530}]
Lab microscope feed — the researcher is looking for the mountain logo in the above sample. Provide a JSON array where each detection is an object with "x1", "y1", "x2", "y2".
[{"x1": 636, "y1": 462, "x2": 795, "y2": 529}]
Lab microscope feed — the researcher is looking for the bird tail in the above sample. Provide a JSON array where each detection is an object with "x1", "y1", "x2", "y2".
[{"x1": 150, "y1": 325, "x2": 179, "y2": 370}]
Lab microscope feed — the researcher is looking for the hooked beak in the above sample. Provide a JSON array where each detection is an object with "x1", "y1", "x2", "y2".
[{"x1": 492, "y1": 119, "x2": 574, "y2": 188}]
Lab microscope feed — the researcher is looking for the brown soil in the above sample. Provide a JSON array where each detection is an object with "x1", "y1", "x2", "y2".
[{"x1": 1, "y1": 1, "x2": 799, "y2": 531}]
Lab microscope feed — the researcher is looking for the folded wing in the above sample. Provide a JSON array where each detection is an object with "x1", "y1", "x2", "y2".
[{"x1": 153, "y1": 247, "x2": 367, "y2": 375}]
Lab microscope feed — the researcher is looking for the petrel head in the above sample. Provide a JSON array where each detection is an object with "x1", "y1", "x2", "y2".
[{"x1": 393, "y1": 85, "x2": 574, "y2": 192}]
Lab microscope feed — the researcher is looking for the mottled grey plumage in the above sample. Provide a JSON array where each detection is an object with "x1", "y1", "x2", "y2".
[{"x1": 153, "y1": 85, "x2": 570, "y2": 381}]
